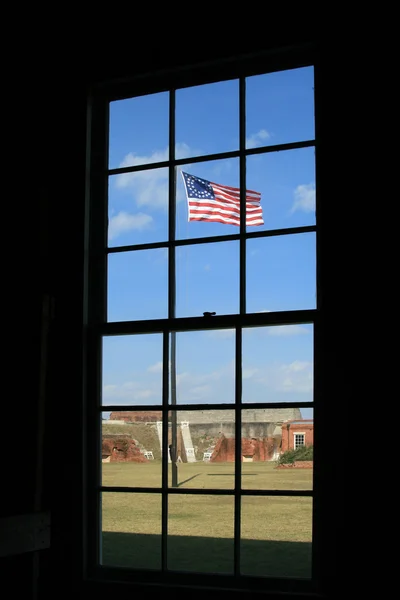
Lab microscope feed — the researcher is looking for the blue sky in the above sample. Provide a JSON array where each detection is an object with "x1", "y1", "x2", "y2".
[{"x1": 103, "y1": 67, "x2": 315, "y2": 415}]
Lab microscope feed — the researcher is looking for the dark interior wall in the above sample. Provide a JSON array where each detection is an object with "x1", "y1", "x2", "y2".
[{"x1": 2, "y1": 30, "x2": 349, "y2": 599}]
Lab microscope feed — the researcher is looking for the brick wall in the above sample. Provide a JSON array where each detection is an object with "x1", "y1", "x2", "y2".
[
  {"x1": 102, "y1": 435, "x2": 148, "y2": 462},
  {"x1": 210, "y1": 435, "x2": 278, "y2": 462},
  {"x1": 280, "y1": 421, "x2": 314, "y2": 453}
]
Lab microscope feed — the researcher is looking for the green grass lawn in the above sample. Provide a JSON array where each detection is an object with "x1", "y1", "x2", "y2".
[{"x1": 101, "y1": 461, "x2": 313, "y2": 579}]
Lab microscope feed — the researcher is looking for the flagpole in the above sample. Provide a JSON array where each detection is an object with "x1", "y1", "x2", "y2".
[{"x1": 170, "y1": 166, "x2": 178, "y2": 487}]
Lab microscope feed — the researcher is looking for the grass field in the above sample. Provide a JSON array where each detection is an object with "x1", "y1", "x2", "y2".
[{"x1": 101, "y1": 461, "x2": 313, "y2": 579}]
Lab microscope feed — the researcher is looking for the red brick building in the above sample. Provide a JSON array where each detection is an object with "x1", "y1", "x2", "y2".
[{"x1": 280, "y1": 419, "x2": 314, "y2": 453}]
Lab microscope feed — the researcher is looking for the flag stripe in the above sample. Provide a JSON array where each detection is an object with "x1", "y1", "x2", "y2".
[
  {"x1": 188, "y1": 207, "x2": 263, "y2": 224},
  {"x1": 212, "y1": 191, "x2": 261, "y2": 205},
  {"x1": 211, "y1": 181, "x2": 261, "y2": 197},
  {"x1": 189, "y1": 214, "x2": 264, "y2": 226},
  {"x1": 188, "y1": 200, "x2": 262, "y2": 215},
  {"x1": 212, "y1": 187, "x2": 261, "y2": 203}
]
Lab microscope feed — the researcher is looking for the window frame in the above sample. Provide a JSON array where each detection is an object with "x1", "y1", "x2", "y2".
[
  {"x1": 83, "y1": 43, "x2": 325, "y2": 595},
  {"x1": 294, "y1": 433, "x2": 306, "y2": 449}
]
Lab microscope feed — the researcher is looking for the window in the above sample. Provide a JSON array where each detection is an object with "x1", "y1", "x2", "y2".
[
  {"x1": 294, "y1": 433, "x2": 306, "y2": 449},
  {"x1": 85, "y1": 46, "x2": 320, "y2": 594}
]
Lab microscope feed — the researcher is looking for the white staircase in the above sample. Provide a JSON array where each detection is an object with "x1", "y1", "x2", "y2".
[
  {"x1": 180, "y1": 421, "x2": 196, "y2": 462},
  {"x1": 156, "y1": 421, "x2": 171, "y2": 462}
]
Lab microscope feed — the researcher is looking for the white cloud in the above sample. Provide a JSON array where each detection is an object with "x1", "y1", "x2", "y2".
[
  {"x1": 102, "y1": 380, "x2": 157, "y2": 403},
  {"x1": 105, "y1": 356, "x2": 312, "y2": 405},
  {"x1": 267, "y1": 325, "x2": 309, "y2": 337},
  {"x1": 286, "y1": 361, "x2": 311, "y2": 372},
  {"x1": 212, "y1": 159, "x2": 234, "y2": 177},
  {"x1": 147, "y1": 360, "x2": 173, "y2": 373},
  {"x1": 103, "y1": 384, "x2": 117, "y2": 393},
  {"x1": 135, "y1": 390, "x2": 154, "y2": 399},
  {"x1": 243, "y1": 368, "x2": 258, "y2": 379},
  {"x1": 246, "y1": 129, "x2": 270, "y2": 149},
  {"x1": 108, "y1": 211, "x2": 153, "y2": 241},
  {"x1": 290, "y1": 183, "x2": 316, "y2": 214},
  {"x1": 176, "y1": 361, "x2": 235, "y2": 402},
  {"x1": 176, "y1": 372, "x2": 189, "y2": 385},
  {"x1": 147, "y1": 361, "x2": 163, "y2": 373},
  {"x1": 279, "y1": 361, "x2": 313, "y2": 393},
  {"x1": 114, "y1": 143, "x2": 192, "y2": 209},
  {"x1": 188, "y1": 384, "x2": 212, "y2": 400},
  {"x1": 254, "y1": 360, "x2": 313, "y2": 394}
]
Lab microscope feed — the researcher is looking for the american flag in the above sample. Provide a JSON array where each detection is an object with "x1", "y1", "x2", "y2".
[{"x1": 181, "y1": 171, "x2": 263, "y2": 226}]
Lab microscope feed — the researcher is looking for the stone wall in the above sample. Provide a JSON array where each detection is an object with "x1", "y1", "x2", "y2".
[
  {"x1": 179, "y1": 408, "x2": 302, "y2": 424},
  {"x1": 109, "y1": 411, "x2": 162, "y2": 422},
  {"x1": 109, "y1": 407, "x2": 301, "y2": 425}
]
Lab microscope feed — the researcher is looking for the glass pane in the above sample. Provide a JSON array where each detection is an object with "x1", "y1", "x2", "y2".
[
  {"x1": 108, "y1": 168, "x2": 168, "y2": 247},
  {"x1": 246, "y1": 147, "x2": 315, "y2": 233},
  {"x1": 108, "y1": 248, "x2": 168, "y2": 322},
  {"x1": 168, "y1": 494, "x2": 234, "y2": 573},
  {"x1": 102, "y1": 334, "x2": 163, "y2": 405},
  {"x1": 241, "y1": 408, "x2": 313, "y2": 491},
  {"x1": 102, "y1": 411, "x2": 163, "y2": 487},
  {"x1": 167, "y1": 410, "x2": 235, "y2": 490},
  {"x1": 176, "y1": 159, "x2": 240, "y2": 240},
  {"x1": 109, "y1": 92, "x2": 169, "y2": 170},
  {"x1": 176, "y1": 241, "x2": 239, "y2": 318},
  {"x1": 246, "y1": 66, "x2": 314, "y2": 148},
  {"x1": 246, "y1": 232, "x2": 316, "y2": 313},
  {"x1": 101, "y1": 492, "x2": 161, "y2": 569},
  {"x1": 241, "y1": 496, "x2": 312, "y2": 578},
  {"x1": 176, "y1": 79, "x2": 238, "y2": 160},
  {"x1": 171, "y1": 330, "x2": 235, "y2": 404},
  {"x1": 242, "y1": 324, "x2": 313, "y2": 404}
]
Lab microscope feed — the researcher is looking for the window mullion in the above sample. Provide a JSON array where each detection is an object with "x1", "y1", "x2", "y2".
[
  {"x1": 234, "y1": 325, "x2": 242, "y2": 576},
  {"x1": 86, "y1": 93, "x2": 109, "y2": 572}
]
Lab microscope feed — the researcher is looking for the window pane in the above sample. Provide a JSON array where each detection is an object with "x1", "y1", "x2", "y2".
[
  {"x1": 176, "y1": 241, "x2": 239, "y2": 318},
  {"x1": 102, "y1": 334, "x2": 163, "y2": 405},
  {"x1": 246, "y1": 233, "x2": 316, "y2": 313},
  {"x1": 102, "y1": 411, "x2": 163, "y2": 487},
  {"x1": 168, "y1": 494, "x2": 234, "y2": 573},
  {"x1": 108, "y1": 168, "x2": 168, "y2": 247},
  {"x1": 108, "y1": 248, "x2": 168, "y2": 322},
  {"x1": 176, "y1": 159, "x2": 240, "y2": 240},
  {"x1": 242, "y1": 325, "x2": 313, "y2": 404},
  {"x1": 109, "y1": 92, "x2": 169, "y2": 170},
  {"x1": 246, "y1": 147, "x2": 315, "y2": 233},
  {"x1": 176, "y1": 79, "x2": 238, "y2": 160},
  {"x1": 241, "y1": 496, "x2": 312, "y2": 578},
  {"x1": 241, "y1": 408, "x2": 314, "y2": 491},
  {"x1": 168, "y1": 409, "x2": 235, "y2": 490},
  {"x1": 101, "y1": 492, "x2": 161, "y2": 569},
  {"x1": 246, "y1": 66, "x2": 314, "y2": 148},
  {"x1": 171, "y1": 330, "x2": 235, "y2": 404}
]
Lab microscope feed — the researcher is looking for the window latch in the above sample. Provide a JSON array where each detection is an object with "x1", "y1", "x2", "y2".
[{"x1": 203, "y1": 311, "x2": 216, "y2": 317}]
